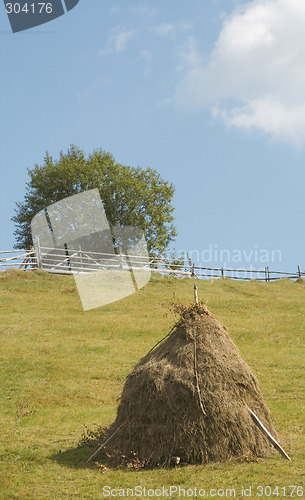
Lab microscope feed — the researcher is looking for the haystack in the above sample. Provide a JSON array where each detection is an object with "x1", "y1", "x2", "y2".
[{"x1": 101, "y1": 304, "x2": 277, "y2": 467}]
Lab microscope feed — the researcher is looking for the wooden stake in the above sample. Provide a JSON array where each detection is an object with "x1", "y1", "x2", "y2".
[
  {"x1": 194, "y1": 283, "x2": 199, "y2": 305},
  {"x1": 247, "y1": 407, "x2": 291, "y2": 461},
  {"x1": 193, "y1": 331, "x2": 206, "y2": 417},
  {"x1": 193, "y1": 283, "x2": 206, "y2": 416},
  {"x1": 187, "y1": 253, "x2": 192, "y2": 277},
  {"x1": 86, "y1": 423, "x2": 124, "y2": 463},
  {"x1": 19, "y1": 254, "x2": 29, "y2": 270}
]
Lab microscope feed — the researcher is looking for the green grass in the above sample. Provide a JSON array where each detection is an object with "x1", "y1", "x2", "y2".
[{"x1": 0, "y1": 269, "x2": 304, "y2": 499}]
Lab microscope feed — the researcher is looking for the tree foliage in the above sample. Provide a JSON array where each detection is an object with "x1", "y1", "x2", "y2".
[{"x1": 12, "y1": 145, "x2": 177, "y2": 256}]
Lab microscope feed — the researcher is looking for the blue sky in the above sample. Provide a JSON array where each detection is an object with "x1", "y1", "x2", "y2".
[{"x1": 1, "y1": 0, "x2": 305, "y2": 273}]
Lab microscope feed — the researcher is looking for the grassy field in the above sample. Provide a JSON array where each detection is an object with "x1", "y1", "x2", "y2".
[{"x1": 0, "y1": 269, "x2": 304, "y2": 499}]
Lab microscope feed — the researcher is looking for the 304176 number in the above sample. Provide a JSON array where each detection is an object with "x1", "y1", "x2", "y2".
[
  {"x1": 256, "y1": 485, "x2": 304, "y2": 497},
  {"x1": 5, "y1": 3, "x2": 53, "y2": 14}
]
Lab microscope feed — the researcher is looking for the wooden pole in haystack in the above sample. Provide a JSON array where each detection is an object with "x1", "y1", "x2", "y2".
[
  {"x1": 192, "y1": 282, "x2": 207, "y2": 417},
  {"x1": 247, "y1": 407, "x2": 291, "y2": 461},
  {"x1": 86, "y1": 423, "x2": 124, "y2": 463}
]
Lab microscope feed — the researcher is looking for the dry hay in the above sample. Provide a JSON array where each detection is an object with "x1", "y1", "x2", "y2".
[{"x1": 99, "y1": 304, "x2": 277, "y2": 467}]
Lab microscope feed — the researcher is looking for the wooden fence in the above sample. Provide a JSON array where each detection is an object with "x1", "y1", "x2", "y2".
[
  {"x1": 0, "y1": 247, "x2": 304, "y2": 282},
  {"x1": 0, "y1": 249, "x2": 38, "y2": 270}
]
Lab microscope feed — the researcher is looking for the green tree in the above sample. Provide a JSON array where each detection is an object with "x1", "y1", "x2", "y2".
[{"x1": 12, "y1": 145, "x2": 177, "y2": 256}]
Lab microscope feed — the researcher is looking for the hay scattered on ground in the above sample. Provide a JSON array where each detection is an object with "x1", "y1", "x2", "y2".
[{"x1": 92, "y1": 303, "x2": 277, "y2": 468}]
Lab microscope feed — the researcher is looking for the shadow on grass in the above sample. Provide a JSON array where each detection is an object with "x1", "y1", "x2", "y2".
[
  {"x1": 49, "y1": 426, "x2": 119, "y2": 470},
  {"x1": 50, "y1": 444, "x2": 152, "y2": 473},
  {"x1": 49, "y1": 444, "x2": 98, "y2": 469}
]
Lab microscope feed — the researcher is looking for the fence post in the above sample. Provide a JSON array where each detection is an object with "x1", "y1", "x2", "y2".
[
  {"x1": 221, "y1": 268, "x2": 224, "y2": 278},
  {"x1": 36, "y1": 238, "x2": 42, "y2": 269},
  {"x1": 64, "y1": 243, "x2": 71, "y2": 272},
  {"x1": 119, "y1": 245, "x2": 124, "y2": 270},
  {"x1": 187, "y1": 253, "x2": 193, "y2": 277},
  {"x1": 265, "y1": 267, "x2": 268, "y2": 282},
  {"x1": 24, "y1": 246, "x2": 35, "y2": 270},
  {"x1": 79, "y1": 245, "x2": 83, "y2": 272},
  {"x1": 298, "y1": 265, "x2": 301, "y2": 278}
]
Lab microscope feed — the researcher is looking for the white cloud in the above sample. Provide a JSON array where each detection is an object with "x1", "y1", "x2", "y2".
[
  {"x1": 100, "y1": 22, "x2": 178, "y2": 56},
  {"x1": 174, "y1": 0, "x2": 305, "y2": 145},
  {"x1": 139, "y1": 49, "x2": 154, "y2": 78},
  {"x1": 77, "y1": 79, "x2": 101, "y2": 101},
  {"x1": 152, "y1": 23, "x2": 175, "y2": 37},
  {"x1": 99, "y1": 29, "x2": 137, "y2": 55},
  {"x1": 177, "y1": 36, "x2": 203, "y2": 71},
  {"x1": 110, "y1": 4, "x2": 158, "y2": 19},
  {"x1": 128, "y1": 4, "x2": 158, "y2": 20},
  {"x1": 114, "y1": 30, "x2": 136, "y2": 52}
]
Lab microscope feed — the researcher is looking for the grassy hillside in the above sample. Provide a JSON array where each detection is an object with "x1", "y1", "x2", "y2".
[{"x1": 0, "y1": 270, "x2": 304, "y2": 499}]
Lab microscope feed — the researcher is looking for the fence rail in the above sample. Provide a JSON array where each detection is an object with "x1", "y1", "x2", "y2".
[
  {"x1": 0, "y1": 248, "x2": 304, "y2": 282},
  {"x1": 0, "y1": 249, "x2": 38, "y2": 270}
]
